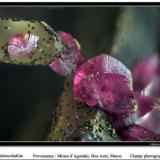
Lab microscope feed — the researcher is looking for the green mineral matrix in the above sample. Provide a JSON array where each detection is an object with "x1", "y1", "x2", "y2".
[{"x1": 0, "y1": 18, "x2": 67, "y2": 65}]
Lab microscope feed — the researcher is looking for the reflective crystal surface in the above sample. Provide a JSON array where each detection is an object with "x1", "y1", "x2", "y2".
[
  {"x1": 8, "y1": 34, "x2": 39, "y2": 56},
  {"x1": 49, "y1": 31, "x2": 84, "y2": 76}
]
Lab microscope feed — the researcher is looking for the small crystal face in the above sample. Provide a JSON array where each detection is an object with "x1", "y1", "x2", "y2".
[
  {"x1": 136, "y1": 106, "x2": 160, "y2": 134},
  {"x1": 135, "y1": 93, "x2": 154, "y2": 116},
  {"x1": 8, "y1": 34, "x2": 39, "y2": 56},
  {"x1": 49, "y1": 31, "x2": 84, "y2": 76}
]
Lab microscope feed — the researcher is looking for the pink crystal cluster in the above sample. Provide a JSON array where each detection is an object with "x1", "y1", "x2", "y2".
[
  {"x1": 10, "y1": 29, "x2": 158, "y2": 141},
  {"x1": 49, "y1": 30, "x2": 160, "y2": 141},
  {"x1": 49, "y1": 31, "x2": 84, "y2": 76},
  {"x1": 73, "y1": 54, "x2": 160, "y2": 141}
]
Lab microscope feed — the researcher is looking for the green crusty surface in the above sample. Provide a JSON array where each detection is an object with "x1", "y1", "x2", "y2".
[
  {"x1": 0, "y1": 18, "x2": 67, "y2": 65},
  {"x1": 48, "y1": 75, "x2": 120, "y2": 141}
]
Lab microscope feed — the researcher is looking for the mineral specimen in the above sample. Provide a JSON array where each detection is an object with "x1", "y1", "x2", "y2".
[
  {"x1": 8, "y1": 34, "x2": 39, "y2": 56},
  {"x1": 49, "y1": 31, "x2": 84, "y2": 76}
]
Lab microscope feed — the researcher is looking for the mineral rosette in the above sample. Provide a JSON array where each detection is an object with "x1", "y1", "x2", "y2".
[{"x1": 8, "y1": 34, "x2": 39, "y2": 56}]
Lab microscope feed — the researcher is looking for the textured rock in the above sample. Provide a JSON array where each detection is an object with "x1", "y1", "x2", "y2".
[{"x1": 0, "y1": 18, "x2": 66, "y2": 65}]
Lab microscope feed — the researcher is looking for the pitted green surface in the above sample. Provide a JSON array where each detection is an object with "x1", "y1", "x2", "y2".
[
  {"x1": 0, "y1": 18, "x2": 66, "y2": 65},
  {"x1": 84, "y1": 111, "x2": 120, "y2": 141}
]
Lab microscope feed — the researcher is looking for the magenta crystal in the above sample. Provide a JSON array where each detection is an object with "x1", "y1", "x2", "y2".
[
  {"x1": 113, "y1": 111, "x2": 139, "y2": 128},
  {"x1": 118, "y1": 124, "x2": 160, "y2": 141},
  {"x1": 132, "y1": 54, "x2": 160, "y2": 116},
  {"x1": 133, "y1": 55, "x2": 158, "y2": 91},
  {"x1": 74, "y1": 54, "x2": 132, "y2": 84},
  {"x1": 49, "y1": 31, "x2": 84, "y2": 76},
  {"x1": 140, "y1": 68, "x2": 160, "y2": 100},
  {"x1": 136, "y1": 106, "x2": 160, "y2": 135},
  {"x1": 74, "y1": 54, "x2": 132, "y2": 103},
  {"x1": 8, "y1": 34, "x2": 39, "y2": 56},
  {"x1": 57, "y1": 31, "x2": 80, "y2": 51},
  {"x1": 75, "y1": 73, "x2": 135, "y2": 115},
  {"x1": 72, "y1": 53, "x2": 160, "y2": 141},
  {"x1": 148, "y1": 76, "x2": 160, "y2": 98},
  {"x1": 135, "y1": 93, "x2": 154, "y2": 116},
  {"x1": 73, "y1": 54, "x2": 136, "y2": 115},
  {"x1": 116, "y1": 101, "x2": 160, "y2": 141}
]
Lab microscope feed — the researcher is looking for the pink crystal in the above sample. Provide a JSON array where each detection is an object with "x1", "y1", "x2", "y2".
[
  {"x1": 132, "y1": 55, "x2": 160, "y2": 116},
  {"x1": 136, "y1": 106, "x2": 160, "y2": 134},
  {"x1": 148, "y1": 76, "x2": 160, "y2": 98},
  {"x1": 8, "y1": 34, "x2": 39, "y2": 56},
  {"x1": 74, "y1": 54, "x2": 131, "y2": 85},
  {"x1": 72, "y1": 53, "x2": 160, "y2": 141},
  {"x1": 74, "y1": 54, "x2": 132, "y2": 103},
  {"x1": 140, "y1": 68, "x2": 160, "y2": 99},
  {"x1": 118, "y1": 124, "x2": 160, "y2": 141},
  {"x1": 74, "y1": 71, "x2": 136, "y2": 115},
  {"x1": 57, "y1": 31, "x2": 79, "y2": 51},
  {"x1": 135, "y1": 93, "x2": 154, "y2": 116},
  {"x1": 113, "y1": 111, "x2": 139, "y2": 128},
  {"x1": 73, "y1": 54, "x2": 135, "y2": 115},
  {"x1": 133, "y1": 54, "x2": 158, "y2": 91},
  {"x1": 49, "y1": 31, "x2": 84, "y2": 76},
  {"x1": 116, "y1": 103, "x2": 160, "y2": 141}
]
